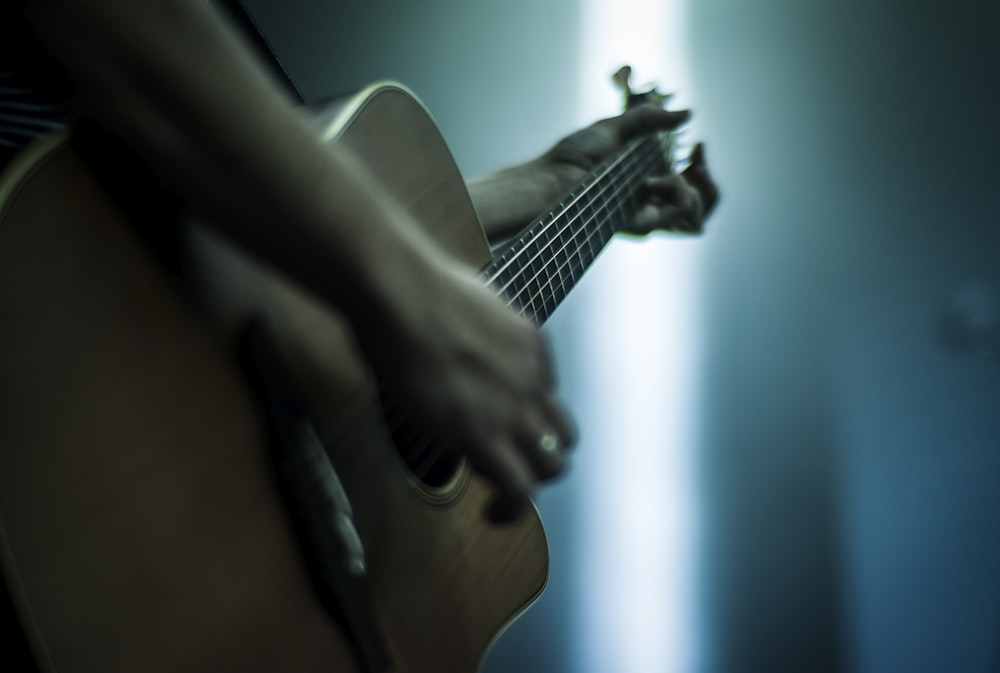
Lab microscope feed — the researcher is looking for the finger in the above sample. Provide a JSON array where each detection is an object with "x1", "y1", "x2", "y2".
[
  {"x1": 646, "y1": 174, "x2": 701, "y2": 218},
  {"x1": 641, "y1": 175, "x2": 684, "y2": 204},
  {"x1": 514, "y1": 392, "x2": 576, "y2": 479},
  {"x1": 487, "y1": 492, "x2": 531, "y2": 525},
  {"x1": 535, "y1": 331, "x2": 559, "y2": 389},
  {"x1": 636, "y1": 203, "x2": 697, "y2": 233},
  {"x1": 617, "y1": 104, "x2": 691, "y2": 141},
  {"x1": 689, "y1": 141, "x2": 706, "y2": 167},
  {"x1": 682, "y1": 144, "x2": 719, "y2": 216},
  {"x1": 469, "y1": 436, "x2": 535, "y2": 505},
  {"x1": 516, "y1": 413, "x2": 566, "y2": 482},
  {"x1": 540, "y1": 393, "x2": 577, "y2": 451},
  {"x1": 531, "y1": 334, "x2": 575, "y2": 449},
  {"x1": 477, "y1": 435, "x2": 536, "y2": 524}
]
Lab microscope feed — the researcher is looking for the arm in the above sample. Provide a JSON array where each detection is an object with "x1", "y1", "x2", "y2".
[
  {"x1": 26, "y1": 0, "x2": 426, "y2": 331},
  {"x1": 26, "y1": 0, "x2": 572, "y2": 518},
  {"x1": 467, "y1": 159, "x2": 561, "y2": 242}
]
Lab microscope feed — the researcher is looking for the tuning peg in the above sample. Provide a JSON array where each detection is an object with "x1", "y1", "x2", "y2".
[
  {"x1": 631, "y1": 87, "x2": 672, "y2": 109},
  {"x1": 612, "y1": 65, "x2": 634, "y2": 94},
  {"x1": 612, "y1": 64, "x2": 673, "y2": 110}
]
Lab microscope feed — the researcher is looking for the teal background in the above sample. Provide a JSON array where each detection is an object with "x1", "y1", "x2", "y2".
[{"x1": 242, "y1": 1, "x2": 1000, "y2": 671}]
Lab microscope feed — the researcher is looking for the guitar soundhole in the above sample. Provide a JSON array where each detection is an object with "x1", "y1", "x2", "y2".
[
  {"x1": 399, "y1": 437, "x2": 469, "y2": 504},
  {"x1": 403, "y1": 448, "x2": 461, "y2": 490},
  {"x1": 384, "y1": 406, "x2": 468, "y2": 502}
]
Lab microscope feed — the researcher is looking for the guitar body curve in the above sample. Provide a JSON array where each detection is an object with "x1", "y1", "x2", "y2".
[{"x1": 0, "y1": 83, "x2": 548, "y2": 673}]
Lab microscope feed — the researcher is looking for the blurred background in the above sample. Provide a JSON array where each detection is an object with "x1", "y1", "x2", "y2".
[{"x1": 240, "y1": 0, "x2": 1000, "y2": 671}]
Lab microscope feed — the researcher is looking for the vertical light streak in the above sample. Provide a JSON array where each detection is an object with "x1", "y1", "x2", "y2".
[{"x1": 573, "y1": 1, "x2": 700, "y2": 672}]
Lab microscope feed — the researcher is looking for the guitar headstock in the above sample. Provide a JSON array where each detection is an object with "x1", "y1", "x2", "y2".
[
  {"x1": 612, "y1": 65, "x2": 673, "y2": 111},
  {"x1": 611, "y1": 66, "x2": 705, "y2": 236}
]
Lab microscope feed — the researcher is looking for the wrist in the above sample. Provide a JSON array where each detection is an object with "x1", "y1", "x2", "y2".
[{"x1": 469, "y1": 159, "x2": 562, "y2": 241}]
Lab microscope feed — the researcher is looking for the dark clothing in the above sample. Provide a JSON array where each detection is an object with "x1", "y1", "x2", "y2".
[
  {"x1": 0, "y1": 2, "x2": 71, "y2": 169},
  {"x1": 2, "y1": 8, "x2": 65, "y2": 671},
  {"x1": 0, "y1": 2, "x2": 185, "y2": 269},
  {"x1": 1, "y1": 5, "x2": 65, "y2": 669},
  {"x1": 0, "y1": 5, "x2": 280, "y2": 670}
]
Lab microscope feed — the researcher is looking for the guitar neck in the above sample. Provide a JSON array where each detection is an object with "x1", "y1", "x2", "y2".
[{"x1": 481, "y1": 132, "x2": 673, "y2": 325}]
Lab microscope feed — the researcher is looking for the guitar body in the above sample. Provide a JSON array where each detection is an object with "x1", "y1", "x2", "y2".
[{"x1": 0, "y1": 83, "x2": 547, "y2": 673}]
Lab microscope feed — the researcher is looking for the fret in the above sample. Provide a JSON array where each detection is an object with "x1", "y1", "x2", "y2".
[
  {"x1": 504, "y1": 283, "x2": 524, "y2": 312},
  {"x1": 483, "y1": 133, "x2": 671, "y2": 326},
  {"x1": 526, "y1": 294, "x2": 539, "y2": 323},
  {"x1": 564, "y1": 200, "x2": 580, "y2": 231},
  {"x1": 538, "y1": 259, "x2": 555, "y2": 299},
  {"x1": 538, "y1": 219, "x2": 553, "y2": 243},
  {"x1": 527, "y1": 271, "x2": 540, "y2": 299},
  {"x1": 562, "y1": 249, "x2": 577, "y2": 288},
  {"x1": 555, "y1": 253, "x2": 570, "y2": 291},
  {"x1": 547, "y1": 281, "x2": 563, "y2": 316},
  {"x1": 554, "y1": 245, "x2": 567, "y2": 268},
  {"x1": 525, "y1": 236, "x2": 540, "y2": 259}
]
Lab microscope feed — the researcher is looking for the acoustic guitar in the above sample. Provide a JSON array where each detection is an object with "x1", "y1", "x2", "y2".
[{"x1": 0, "y1": 79, "x2": 680, "y2": 672}]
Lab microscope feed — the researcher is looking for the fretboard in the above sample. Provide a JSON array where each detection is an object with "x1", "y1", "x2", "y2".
[{"x1": 481, "y1": 132, "x2": 673, "y2": 325}]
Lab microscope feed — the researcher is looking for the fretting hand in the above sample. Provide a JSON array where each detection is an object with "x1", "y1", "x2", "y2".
[
  {"x1": 539, "y1": 104, "x2": 719, "y2": 236},
  {"x1": 470, "y1": 103, "x2": 719, "y2": 242},
  {"x1": 362, "y1": 248, "x2": 576, "y2": 523}
]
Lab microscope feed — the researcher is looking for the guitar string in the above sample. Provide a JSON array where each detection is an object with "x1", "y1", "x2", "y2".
[
  {"x1": 503, "y1": 157, "x2": 656, "y2": 324},
  {"x1": 488, "y1": 130, "x2": 672, "y2": 297},
  {"x1": 400, "y1": 138, "x2": 671, "y2": 480},
  {"x1": 484, "y1": 135, "x2": 658, "y2": 290},
  {"x1": 378, "y1": 138, "x2": 658, "y2": 426},
  {"x1": 489, "y1": 138, "x2": 666, "y2": 309},
  {"x1": 395, "y1": 143, "x2": 661, "y2": 452},
  {"x1": 497, "y1": 140, "x2": 667, "y2": 320},
  {"x1": 400, "y1": 140, "x2": 669, "y2": 479},
  {"x1": 399, "y1": 138, "x2": 669, "y2": 478}
]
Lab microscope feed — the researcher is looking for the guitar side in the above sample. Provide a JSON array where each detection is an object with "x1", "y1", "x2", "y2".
[{"x1": 0, "y1": 83, "x2": 548, "y2": 673}]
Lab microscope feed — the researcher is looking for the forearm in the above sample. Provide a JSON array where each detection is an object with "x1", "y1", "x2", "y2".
[
  {"x1": 22, "y1": 0, "x2": 583, "y2": 519},
  {"x1": 25, "y1": 0, "x2": 444, "y2": 343},
  {"x1": 467, "y1": 160, "x2": 563, "y2": 242}
]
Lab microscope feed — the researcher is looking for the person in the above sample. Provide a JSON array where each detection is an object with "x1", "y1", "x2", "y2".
[
  {"x1": 6, "y1": 0, "x2": 716, "y2": 508},
  {"x1": 2, "y1": 0, "x2": 717, "y2": 668}
]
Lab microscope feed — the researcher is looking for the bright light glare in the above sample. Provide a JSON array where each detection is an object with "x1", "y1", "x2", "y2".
[{"x1": 574, "y1": 0, "x2": 700, "y2": 672}]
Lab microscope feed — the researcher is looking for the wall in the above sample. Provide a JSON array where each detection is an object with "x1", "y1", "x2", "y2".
[{"x1": 241, "y1": 1, "x2": 1000, "y2": 671}]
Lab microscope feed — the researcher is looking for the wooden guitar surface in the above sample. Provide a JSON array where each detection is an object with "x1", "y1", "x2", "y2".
[{"x1": 0, "y1": 83, "x2": 548, "y2": 673}]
